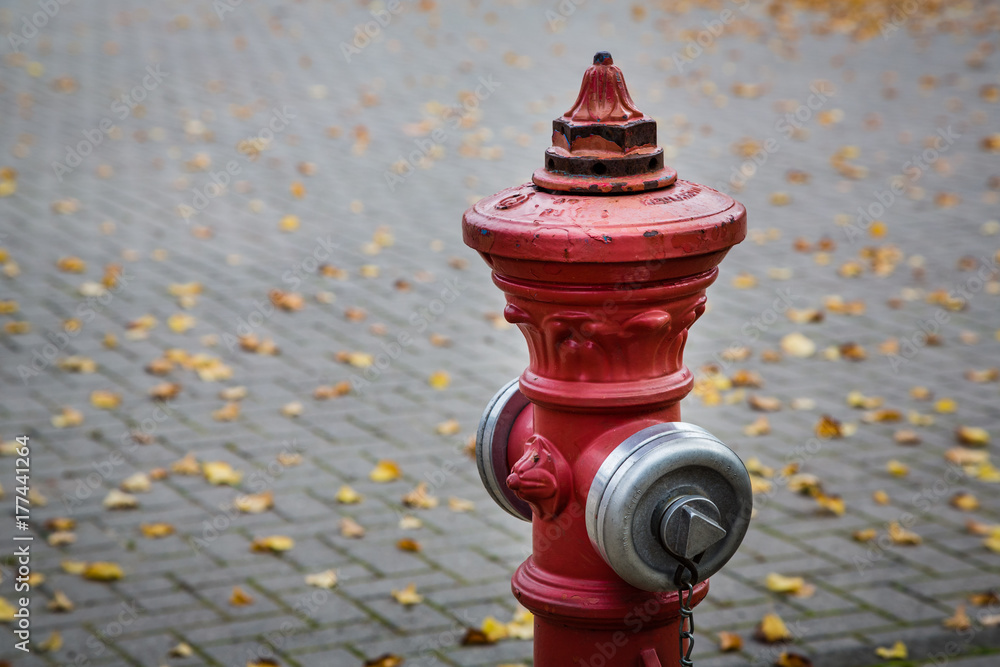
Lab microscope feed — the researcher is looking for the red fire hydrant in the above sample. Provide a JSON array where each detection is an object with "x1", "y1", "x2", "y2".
[{"x1": 463, "y1": 53, "x2": 753, "y2": 667}]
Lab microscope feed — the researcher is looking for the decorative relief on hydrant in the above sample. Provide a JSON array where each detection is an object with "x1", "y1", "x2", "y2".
[
  {"x1": 506, "y1": 434, "x2": 571, "y2": 520},
  {"x1": 465, "y1": 52, "x2": 753, "y2": 667}
]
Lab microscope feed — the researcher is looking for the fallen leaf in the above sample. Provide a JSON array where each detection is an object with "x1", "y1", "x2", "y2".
[
  {"x1": 234, "y1": 491, "x2": 274, "y2": 514},
  {"x1": 45, "y1": 517, "x2": 76, "y2": 531},
  {"x1": 51, "y1": 406, "x2": 84, "y2": 428},
  {"x1": 886, "y1": 460, "x2": 909, "y2": 477},
  {"x1": 37, "y1": 631, "x2": 62, "y2": 653},
  {"x1": 718, "y1": 631, "x2": 743, "y2": 652},
  {"x1": 0, "y1": 598, "x2": 15, "y2": 621},
  {"x1": 814, "y1": 493, "x2": 845, "y2": 516},
  {"x1": 765, "y1": 573, "x2": 813, "y2": 598},
  {"x1": 172, "y1": 452, "x2": 201, "y2": 475},
  {"x1": 935, "y1": 398, "x2": 957, "y2": 413},
  {"x1": 957, "y1": 426, "x2": 990, "y2": 446},
  {"x1": 436, "y1": 419, "x2": 461, "y2": 435},
  {"x1": 281, "y1": 401, "x2": 304, "y2": 417},
  {"x1": 402, "y1": 482, "x2": 439, "y2": 509},
  {"x1": 969, "y1": 591, "x2": 1000, "y2": 606},
  {"x1": 220, "y1": 386, "x2": 248, "y2": 401},
  {"x1": 888, "y1": 522, "x2": 922, "y2": 545},
  {"x1": 57, "y1": 356, "x2": 97, "y2": 373},
  {"x1": 61, "y1": 560, "x2": 86, "y2": 574},
  {"x1": 448, "y1": 497, "x2": 475, "y2": 512},
  {"x1": 167, "y1": 313, "x2": 196, "y2": 333},
  {"x1": 203, "y1": 461, "x2": 242, "y2": 485},
  {"x1": 212, "y1": 402, "x2": 241, "y2": 421},
  {"x1": 776, "y1": 652, "x2": 813, "y2": 667},
  {"x1": 335, "y1": 485, "x2": 362, "y2": 504},
  {"x1": 815, "y1": 415, "x2": 844, "y2": 438},
  {"x1": 755, "y1": 612, "x2": 792, "y2": 643},
  {"x1": 943, "y1": 604, "x2": 971, "y2": 630},
  {"x1": 397, "y1": 538, "x2": 422, "y2": 552},
  {"x1": 748, "y1": 395, "x2": 782, "y2": 412},
  {"x1": 369, "y1": 460, "x2": 401, "y2": 482},
  {"x1": 894, "y1": 430, "x2": 921, "y2": 445},
  {"x1": 169, "y1": 642, "x2": 194, "y2": 657},
  {"x1": 305, "y1": 570, "x2": 338, "y2": 589},
  {"x1": 781, "y1": 332, "x2": 816, "y2": 357},
  {"x1": 399, "y1": 515, "x2": 423, "y2": 530},
  {"x1": 91, "y1": 390, "x2": 122, "y2": 409},
  {"x1": 47, "y1": 590, "x2": 74, "y2": 612},
  {"x1": 874, "y1": 640, "x2": 907, "y2": 660},
  {"x1": 391, "y1": 582, "x2": 423, "y2": 606},
  {"x1": 363, "y1": 655, "x2": 403, "y2": 667},
  {"x1": 229, "y1": 586, "x2": 255, "y2": 606},
  {"x1": 82, "y1": 562, "x2": 124, "y2": 581},
  {"x1": 945, "y1": 448, "x2": 989, "y2": 466},
  {"x1": 140, "y1": 523, "x2": 175, "y2": 538},
  {"x1": 853, "y1": 528, "x2": 878, "y2": 542},
  {"x1": 429, "y1": 370, "x2": 451, "y2": 389},
  {"x1": 873, "y1": 490, "x2": 890, "y2": 505},
  {"x1": 314, "y1": 382, "x2": 351, "y2": 399},
  {"x1": 250, "y1": 535, "x2": 295, "y2": 553},
  {"x1": 340, "y1": 517, "x2": 366, "y2": 538},
  {"x1": 950, "y1": 492, "x2": 979, "y2": 511},
  {"x1": 120, "y1": 472, "x2": 151, "y2": 493},
  {"x1": 461, "y1": 628, "x2": 495, "y2": 645},
  {"x1": 149, "y1": 382, "x2": 182, "y2": 400},
  {"x1": 103, "y1": 489, "x2": 138, "y2": 510},
  {"x1": 743, "y1": 415, "x2": 771, "y2": 436}
]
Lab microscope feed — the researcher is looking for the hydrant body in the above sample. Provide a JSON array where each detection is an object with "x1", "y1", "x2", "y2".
[{"x1": 464, "y1": 54, "x2": 752, "y2": 667}]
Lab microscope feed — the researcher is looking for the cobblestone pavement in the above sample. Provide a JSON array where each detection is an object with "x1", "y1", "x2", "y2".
[{"x1": 1, "y1": 1, "x2": 1000, "y2": 666}]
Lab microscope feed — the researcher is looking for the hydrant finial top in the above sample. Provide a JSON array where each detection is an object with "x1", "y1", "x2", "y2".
[{"x1": 532, "y1": 53, "x2": 677, "y2": 193}]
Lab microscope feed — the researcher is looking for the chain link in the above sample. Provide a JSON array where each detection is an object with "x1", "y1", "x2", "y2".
[{"x1": 673, "y1": 559, "x2": 700, "y2": 667}]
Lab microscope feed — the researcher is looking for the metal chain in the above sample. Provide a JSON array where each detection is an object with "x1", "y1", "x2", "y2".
[{"x1": 673, "y1": 558, "x2": 700, "y2": 667}]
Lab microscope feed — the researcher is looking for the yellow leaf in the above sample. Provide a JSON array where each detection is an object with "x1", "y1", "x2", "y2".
[
  {"x1": 815, "y1": 415, "x2": 844, "y2": 438},
  {"x1": 391, "y1": 582, "x2": 423, "y2": 606},
  {"x1": 399, "y1": 515, "x2": 423, "y2": 530},
  {"x1": 140, "y1": 523, "x2": 175, "y2": 538},
  {"x1": 369, "y1": 460, "x2": 401, "y2": 482},
  {"x1": 717, "y1": 631, "x2": 743, "y2": 652},
  {"x1": 402, "y1": 482, "x2": 439, "y2": 509},
  {"x1": 61, "y1": 560, "x2": 87, "y2": 574},
  {"x1": 766, "y1": 573, "x2": 807, "y2": 594},
  {"x1": 853, "y1": 528, "x2": 877, "y2": 542},
  {"x1": 745, "y1": 457, "x2": 774, "y2": 478},
  {"x1": 56, "y1": 256, "x2": 86, "y2": 273},
  {"x1": 51, "y1": 406, "x2": 84, "y2": 428},
  {"x1": 103, "y1": 489, "x2": 138, "y2": 509},
  {"x1": 305, "y1": 570, "x2": 338, "y2": 589},
  {"x1": 364, "y1": 654, "x2": 403, "y2": 667},
  {"x1": 83, "y1": 562, "x2": 124, "y2": 581},
  {"x1": 203, "y1": 461, "x2": 243, "y2": 485},
  {"x1": 480, "y1": 616, "x2": 509, "y2": 642},
  {"x1": 172, "y1": 452, "x2": 201, "y2": 475},
  {"x1": 985, "y1": 529, "x2": 1000, "y2": 553},
  {"x1": 57, "y1": 355, "x2": 97, "y2": 373},
  {"x1": 280, "y1": 401, "x2": 304, "y2": 417},
  {"x1": 872, "y1": 490, "x2": 890, "y2": 505},
  {"x1": 506, "y1": 608, "x2": 533, "y2": 640},
  {"x1": 38, "y1": 631, "x2": 63, "y2": 653},
  {"x1": 168, "y1": 282, "x2": 202, "y2": 297},
  {"x1": 957, "y1": 426, "x2": 990, "y2": 446},
  {"x1": 250, "y1": 535, "x2": 294, "y2": 553},
  {"x1": 120, "y1": 472, "x2": 152, "y2": 493},
  {"x1": 781, "y1": 332, "x2": 816, "y2": 357},
  {"x1": 336, "y1": 485, "x2": 363, "y2": 504},
  {"x1": 0, "y1": 598, "x2": 15, "y2": 621},
  {"x1": 874, "y1": 640, "x2": 907, "y2": 659},
  {"x1": 950, "y1": 492, "x2": 979, "y2": 511},
  {"x1": 886, "y1": 460, "x2": 909, "y2": 477},
  {"x1": 750, "y1": 475, "x2": 774, "y2": 495},
  {"x1": 167, "y1": 313, "x2": 196, "y2": 333},
  {"x1": 776, "y1": 652, "x2": 813, "y2": 667},
  {"x1": 755, "y1": 612, "x2": 792, "y2": 643},
  {"x1": 448, "y1": 497, "x2": 475, "y2": 512},
  {"x1": 428, "y1": 370, "x2": 451, "y2": 389},
  {"x1": 47, "y1": 590, "x2": 74, "y2": 612},
  {"x1": 340, "y1": 517, "x2": 366, "y2": 538},
  {"x1": 279, "y1": 214, "x2": 300, "y2": 231},
  {"x1": 814, "y1": 493, "x2": 845, "y2": 516},
  {"x1": 213, "y1": 401, "x2": 241, "y2": 422},
  {"x1": 90, "y1": 390, "x2": 122, "y2": 409},
  {"x1": 888, "y1": 521, "x2": 922, "y2": 545},
  {"x1": 436, "y1": 418, "x2": 461, "y2": 435},
  {"x1": 235, "y1": 491, "x2": 274, "y2": 514},
  {"x1": 229, "y1": 586, "x2": 255, "y2": 606},
  {"x1": 935, "y1": 398, "x2": 957, "y2": 413}
]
